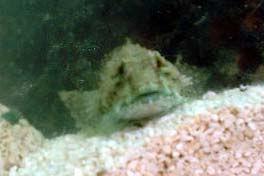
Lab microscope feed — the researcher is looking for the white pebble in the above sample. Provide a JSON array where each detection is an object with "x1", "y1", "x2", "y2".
[
  {"x1": 74, "y1": 168, "x2": 83, "y2": 176},
  {"x1": 248, "y1": 122, "x2": 257, "y2": 130},
  {"x1": 207, "y1": 166, "x2": 215, "y2": 175}
]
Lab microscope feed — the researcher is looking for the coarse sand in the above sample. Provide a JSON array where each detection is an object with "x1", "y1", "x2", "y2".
[
  {"x1": 105, "y1": 105, "x2": 264, "y2": 176},
  {"x1": 7, "y1": 84, "x2": 264, "y2": 176}
]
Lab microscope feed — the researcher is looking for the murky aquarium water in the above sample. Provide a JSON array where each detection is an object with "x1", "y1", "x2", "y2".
[{"x1": 0, "y1": 0, "x2": 264, "y2": 175}]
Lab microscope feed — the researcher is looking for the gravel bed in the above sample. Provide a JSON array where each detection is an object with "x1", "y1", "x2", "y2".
[{"x1": 10, "y1": 84, "x2": 264, "y2": 176}]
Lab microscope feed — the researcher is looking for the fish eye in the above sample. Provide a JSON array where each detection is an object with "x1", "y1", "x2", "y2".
[
  {"x1": 117, "y1": 63, "x2": 125, "y2": 74},
  {"x1": 156, "y1": 58, "x2": 164, "y2": 68}
]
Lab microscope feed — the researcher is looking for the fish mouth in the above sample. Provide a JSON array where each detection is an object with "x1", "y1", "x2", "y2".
[
  {"x1": 129, "y1": 91, "x2": 165, "y2": 104},
  {"x1": 116, "y1": 90, "x2": 176, "y2": 120}
]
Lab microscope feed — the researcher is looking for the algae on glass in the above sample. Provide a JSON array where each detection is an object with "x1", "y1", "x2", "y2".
[{"x1": 0, "y1": 0, "x2": 128, "y2": 136}]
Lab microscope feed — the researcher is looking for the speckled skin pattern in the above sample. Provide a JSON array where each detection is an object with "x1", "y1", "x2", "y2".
[
  {"x1": 59, "y1": 41, "x2": 192, "y2": 133},
  {"x1": 97, "y1": 41, "x2": 191, "y2": 120}
]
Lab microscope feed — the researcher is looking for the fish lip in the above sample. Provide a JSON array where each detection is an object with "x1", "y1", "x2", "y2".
[
  {"x1": 114, "y1": 91, "x2": 177, "y2": 120},
  {"x1": 127, "y1": 90, "x2": 172, "y2": 105}
]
